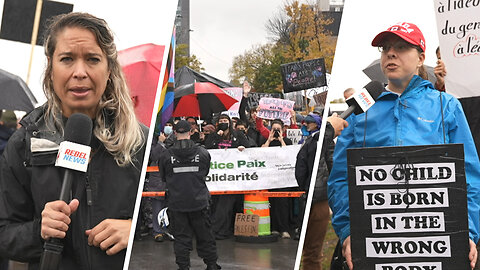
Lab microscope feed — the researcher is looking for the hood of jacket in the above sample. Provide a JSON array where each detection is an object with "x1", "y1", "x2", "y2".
[{"x1": 169, "y1": 139, "x2": 199, "y2": 162}]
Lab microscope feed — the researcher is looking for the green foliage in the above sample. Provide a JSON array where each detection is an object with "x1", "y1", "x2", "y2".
[
  {"x1": 229, "y1": 1, "x2": 337, "y2": 94},
  {"x1": 175, "y1": 44, "x2": 204, "y2": 72},
  {"x1": 282, "y1": 0, "x2": 337, "y2": 72},
  {"x1": 229, "y1": 43, "x2": 285, "y2": 93}
]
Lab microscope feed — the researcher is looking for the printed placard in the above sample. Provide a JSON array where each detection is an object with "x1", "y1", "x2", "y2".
[
  {"x1": 347, "y1": 144, "x2": 468, "y2": 269},
  {"x1": 375, "y1": 262, "x2": 442, "y2": 270},
  {"x1": 371, "y1": 212, "x2": 445, "y2": 234},
  {"x1": 363, "y1": 188, "x2": 449, "y2": 210},
  {"x1": 366, "y1": 236, "x2": 451, "y2": 258},
  {"x1": 356, "y1": 163, "x2": 456, "y2": 186}
]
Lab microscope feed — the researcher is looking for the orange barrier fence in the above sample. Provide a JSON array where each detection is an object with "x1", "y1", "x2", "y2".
[
  {"x1": 147, "y1": 166, "x2": 160, "y2": 172},
  {"x1": 142, "y1": 191, "x2": 304, "y2": 198}
]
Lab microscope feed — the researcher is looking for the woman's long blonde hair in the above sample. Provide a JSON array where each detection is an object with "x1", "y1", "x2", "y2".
[{"x1": 42, "y1": 12, "x2": 144, "y2": 166}]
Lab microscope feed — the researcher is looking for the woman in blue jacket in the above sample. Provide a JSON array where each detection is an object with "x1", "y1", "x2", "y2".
[{"x1": 327, "y1": 22, "x2": 480, "y2": 269}]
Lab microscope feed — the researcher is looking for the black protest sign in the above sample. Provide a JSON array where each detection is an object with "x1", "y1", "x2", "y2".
[
  {"x1": 0, "y1": 0, "x2": 73, "y2": 45},
  {"x1": 347, "y1": 144, "x2": 469, "y2": 270},
  {"x1": 280, "y1": 58, "x2": 327, "y2": 93},
  {"x1": 246, "y1": 92, "x2": 283, "y2": 111}
]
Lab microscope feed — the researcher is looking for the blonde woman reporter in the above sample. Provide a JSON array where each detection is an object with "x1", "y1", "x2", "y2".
[{"x1": 0, "y1": 13, "x2": 147, "y2": 269}]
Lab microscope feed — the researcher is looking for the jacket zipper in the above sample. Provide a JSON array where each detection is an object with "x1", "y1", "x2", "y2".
[{"x1": 85, "y1": 174, "x2": 93, "y2": 270}]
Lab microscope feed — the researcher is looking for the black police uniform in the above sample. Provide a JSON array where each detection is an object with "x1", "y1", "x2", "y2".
[{"x1": 159, "y1": 138, "x2": 218, "y2": 270}]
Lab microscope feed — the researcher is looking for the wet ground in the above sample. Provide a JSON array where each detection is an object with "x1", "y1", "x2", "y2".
[{"x1": 128, "y1": 235, "x2": 298, "y2": 270}]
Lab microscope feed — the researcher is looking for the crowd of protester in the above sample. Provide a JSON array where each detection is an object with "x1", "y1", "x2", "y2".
[{"x1": 139, "y1": 93, "x2": 336, "y2": 241}]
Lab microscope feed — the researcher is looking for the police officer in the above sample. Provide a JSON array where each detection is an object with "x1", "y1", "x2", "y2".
[{"x1": 158, "y1": 120, "x2": 220, "y2": 270}]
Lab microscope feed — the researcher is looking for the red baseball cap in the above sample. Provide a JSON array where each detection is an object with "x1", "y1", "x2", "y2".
[{"x1": 372, "y1": 22, "x2": 426, "y2": 52}]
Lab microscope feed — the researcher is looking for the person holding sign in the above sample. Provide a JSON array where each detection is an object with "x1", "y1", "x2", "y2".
[
  {"x1": 0, "y1": 13, "x2": 147, "y2": 269},
  {"x1": 205, "y1": 114, "x2": 249, "y2": 240},
  {"x1": 328, "y1": 22, "x2": 480, "y2": 269}
]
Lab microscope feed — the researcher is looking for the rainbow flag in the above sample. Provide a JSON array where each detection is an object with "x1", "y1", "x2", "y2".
[{"x1": 154, "y1": 27, "x2": 175, "y2": 135}]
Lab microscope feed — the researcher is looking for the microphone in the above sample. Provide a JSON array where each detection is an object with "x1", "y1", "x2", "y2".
[
  {"x1": 339, "y1": 81, "x2": 384, "y2": 119},
  {"x1": 40, "y1": 113, "x2": 92, "y2": 270},
  {"x1": 55, "y1": 113, "x2": 93, "y2": 201}
]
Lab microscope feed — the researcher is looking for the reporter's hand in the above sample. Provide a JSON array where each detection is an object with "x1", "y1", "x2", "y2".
[
  {"x1": 342, "y1": 236, "x2": 353, "y2": 270},
  {"x1": 85, "y1": 219, "x2": 132, "y2": 255},
  {"x1": 327, "y1": 113, "x2": 349, "y2": 138},
  {"x1": 469, "y1": 239, "x2": 477, "y2": 269},
  {"x1": 41, "y1": 199, "x2": 79, "y2": 240}
]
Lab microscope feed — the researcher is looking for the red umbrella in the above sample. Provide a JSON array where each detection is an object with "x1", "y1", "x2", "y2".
[
  {"x1": 118, "y1": 43, "x2": 165, "y2": 126},
  {"x1": 173, "y1": 82, "x2": 237, "y2": 119}
]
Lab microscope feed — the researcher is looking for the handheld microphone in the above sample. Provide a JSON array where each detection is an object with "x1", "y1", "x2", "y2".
[
  {"x1": 339, "y1": 81, "x2": 384, "y2": 119},
  {"x1": 55, "y1": 113, "x2": 93, "y2": 201},
  {"x1": 40, "y1": 113, "x2": 92, "y2": 270}
]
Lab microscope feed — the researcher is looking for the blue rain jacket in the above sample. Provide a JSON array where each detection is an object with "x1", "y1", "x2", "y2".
[{"x1": 328, "y1": 75, "x2": 480, "y2": 244}]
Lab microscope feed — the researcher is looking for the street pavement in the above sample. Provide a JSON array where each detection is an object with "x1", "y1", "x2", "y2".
[{"x1": 128, "y1": 235, "x2": 298, "y2": 269}]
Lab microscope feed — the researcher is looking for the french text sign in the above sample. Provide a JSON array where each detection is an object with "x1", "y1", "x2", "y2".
[{"x1": 434, "y1": 1, "x2": 480, "y2": 98}]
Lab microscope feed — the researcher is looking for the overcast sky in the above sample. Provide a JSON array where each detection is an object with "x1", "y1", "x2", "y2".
[
  {"x1": 327, "y1": 0, "x2": 440, "y2": 100},
  {"x1": 0, "y1": 0, "x2": 177, "y2": 105},
  {"x1": 190, "y1": 0, "x2": 286, "y2": 83},
  {"x1": 1, "y1": 0, "x2": 441, "y2": 104}
]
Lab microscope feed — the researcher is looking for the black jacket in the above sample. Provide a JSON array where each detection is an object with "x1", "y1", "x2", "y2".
[
  {"x1": 0, "y1": 124, "x2": 14, "y2": 155},
  {"x1": 0, "y1": 106, "x2": 147, "y2": 270},
  {"x1": 159, "y1": 139, "x2": 211, "y2": 212},
  {"x1": 295, "y1": 123, "x2": 335, "y2": 202},
  {"x1": 204, "y1": 130, "x2": 249, "y2": 149}
]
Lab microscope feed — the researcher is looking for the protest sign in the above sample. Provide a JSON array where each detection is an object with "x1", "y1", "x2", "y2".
[
  {"x1": 246, "y1": 92, "x2": 283, "y2": 111},
  {"x1": 348, "y1": 144, "x2": 468, "y2": 269},
  {"x1": 280, "y1": 58, "x2": 327, "y2": 93},
  {"x1": 234, "y1": 213, "x2": 259, "y2": 237},
  {"x1": 433, "y1": 2, "x2": 480, "y2": 98},
  {"x1": 286, "y1": 129, "x2": 303, "y2": 145},
  {"x1": 222, "y1": 87, "x2": 243, "y2": 117},
  {"x1": 257, "y1": 97, "x2": 294, "y2": 124},
  {"x1": 206, "y1": 145, "x2": 300, "y2": 191}
]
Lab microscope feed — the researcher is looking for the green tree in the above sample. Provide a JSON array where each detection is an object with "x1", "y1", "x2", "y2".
[
  {"x1": 229, "y1": 43, "x2": 284, "y2": 93},
  {"x1": 268, "y1": 0, "x2": 337, "y2": 72},
  {"x1": 175, "y1": 44, "x2": 204, "y2": 72},
  {"x1": 229, "y1": 1, "x2": 337, "y2": 93}
]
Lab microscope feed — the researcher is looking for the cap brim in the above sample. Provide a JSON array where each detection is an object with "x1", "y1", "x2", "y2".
[{"x1": 371, "y1": 31, "x2": 421, "y2": 50}]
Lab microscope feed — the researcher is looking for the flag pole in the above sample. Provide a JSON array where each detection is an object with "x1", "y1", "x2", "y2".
[{"x1": 26, "y1": 0, "x2": 43, "y2": 86}]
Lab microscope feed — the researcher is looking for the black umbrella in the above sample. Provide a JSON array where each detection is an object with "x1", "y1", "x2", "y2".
[
  {"x1": 0, "y1": 68, "x2": 37, "y2": 111},
  {"x1": 363, "y1": 59, "x2": 437, "y2": 85}
]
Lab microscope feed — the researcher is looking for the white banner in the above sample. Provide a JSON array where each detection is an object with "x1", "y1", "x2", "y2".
[
  {"x1": 434, "y1": 1, "x2": 480, "y2": 98},
  {"x1": 206, "y1": 145, "x2": 300, "y2": 191}
]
